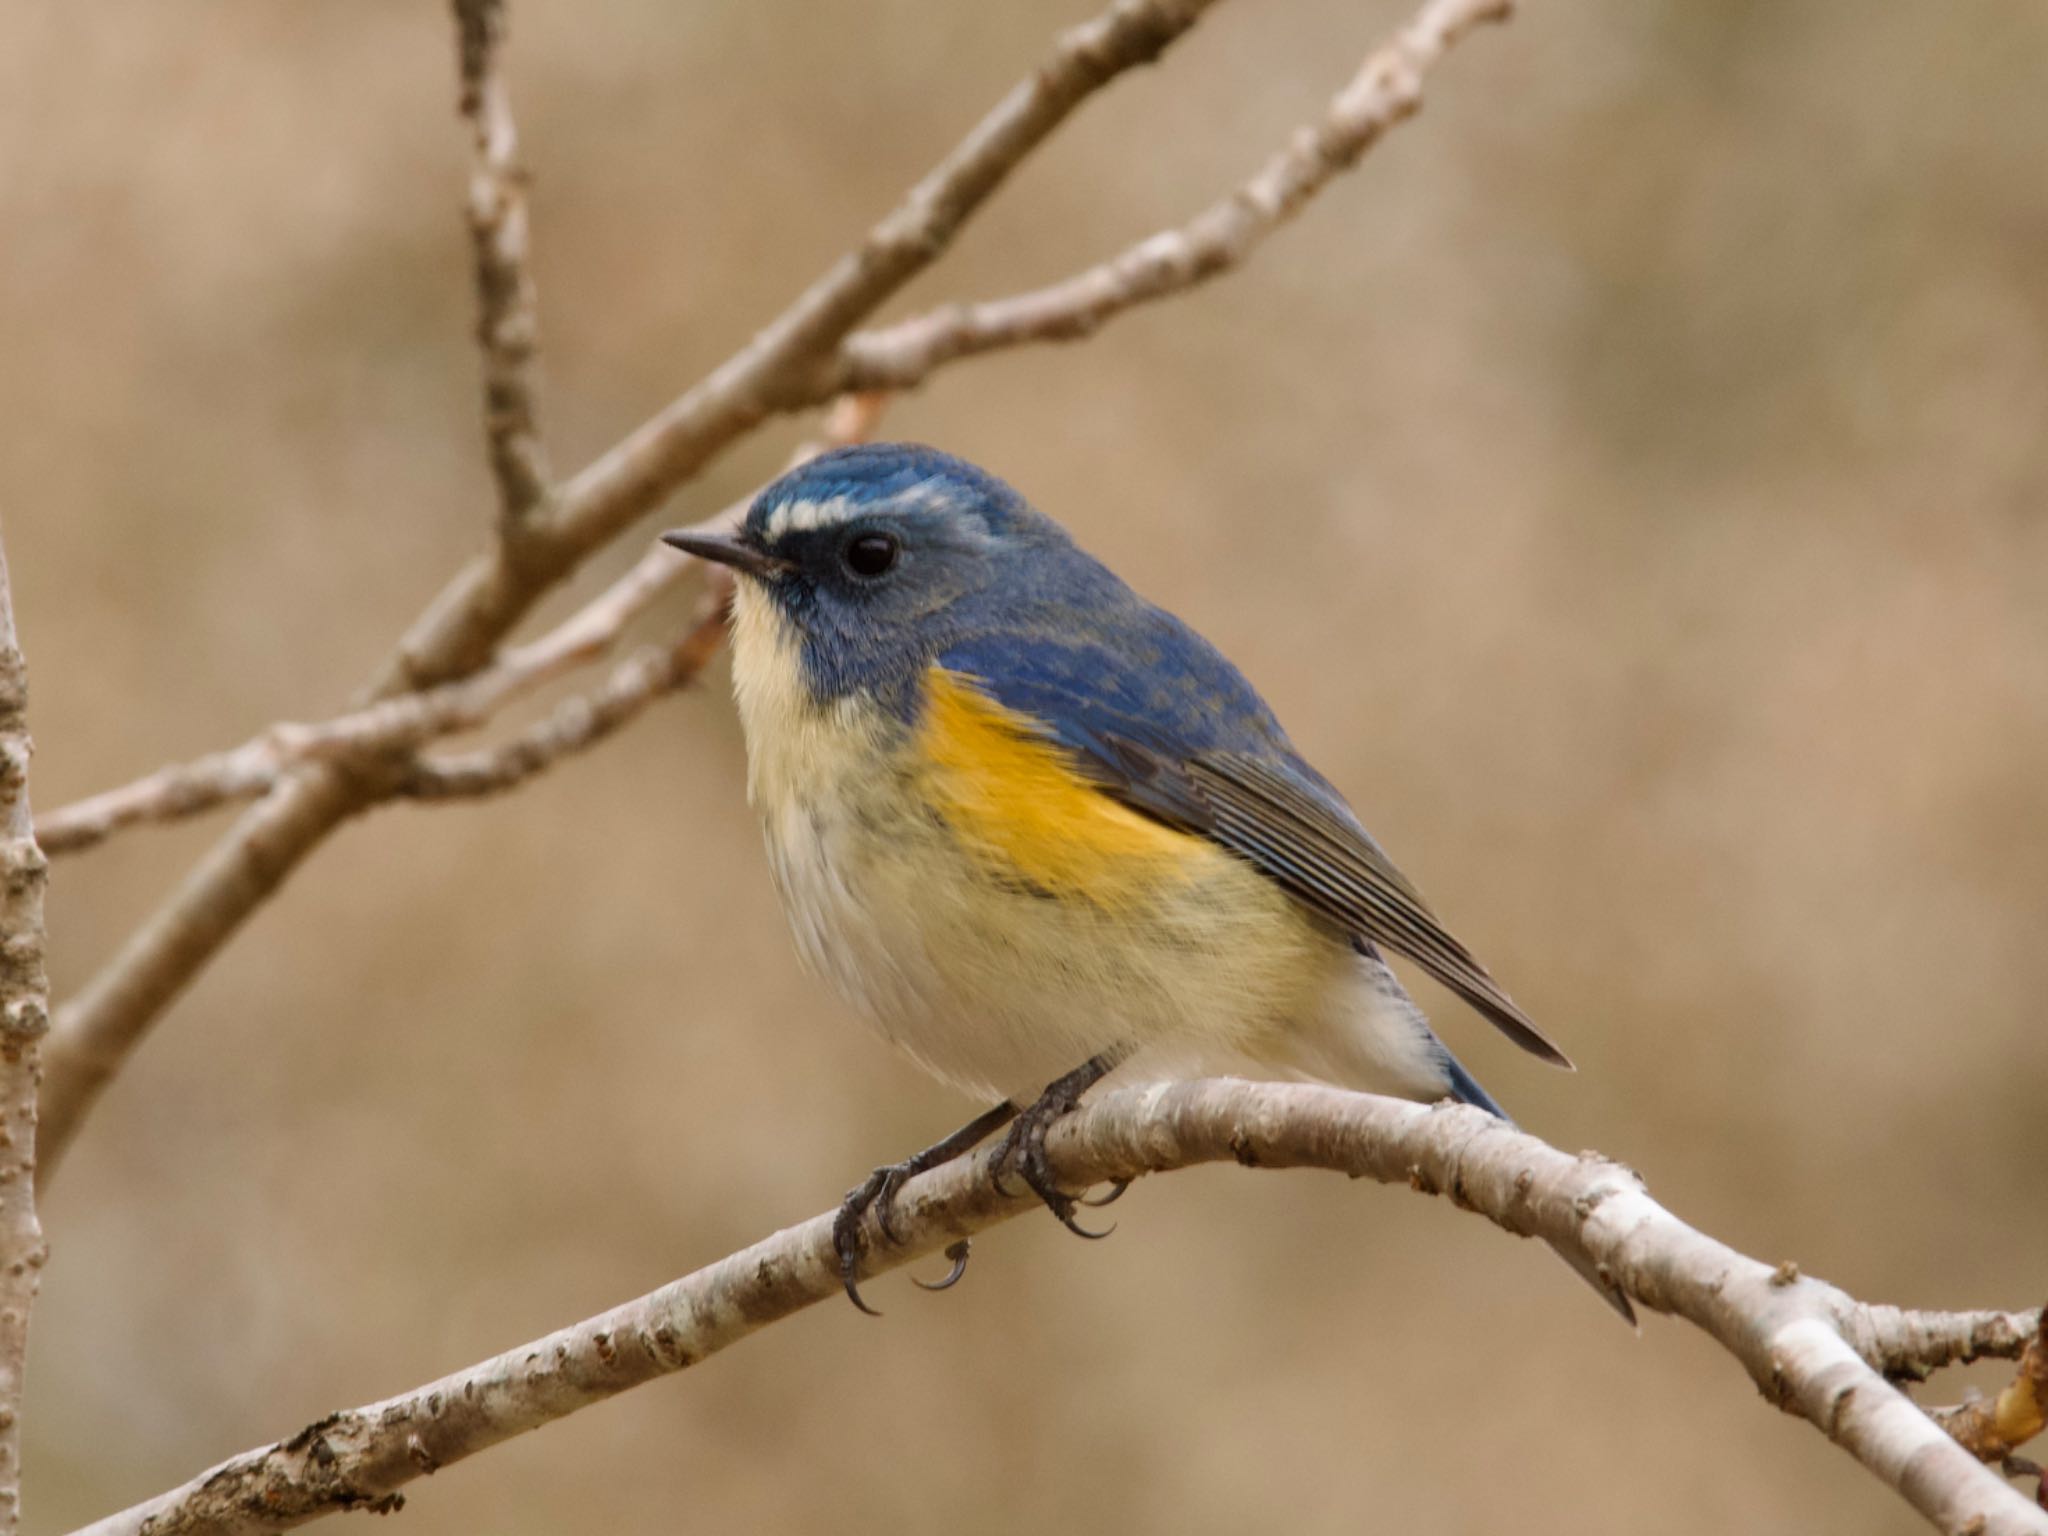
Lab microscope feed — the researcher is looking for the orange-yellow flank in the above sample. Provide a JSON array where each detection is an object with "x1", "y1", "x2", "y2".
[{"x1": 915, "y1": 668, "x2": 1204, "y2": 907}]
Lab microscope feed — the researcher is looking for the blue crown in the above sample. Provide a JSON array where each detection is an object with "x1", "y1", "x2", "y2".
[{"x1": 748, "y1": 443, "x2": 1041, "y2": 538}]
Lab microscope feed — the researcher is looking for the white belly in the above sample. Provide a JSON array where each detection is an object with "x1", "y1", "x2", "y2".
[{"x1": 756, "y1": 759, "x2": 1312, "y2": 1099}]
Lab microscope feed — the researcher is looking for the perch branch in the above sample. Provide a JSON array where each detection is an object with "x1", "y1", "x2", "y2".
[
  {"x1": 36, "y1": 0, "x2": 1223, "y2": 1186},
  {"x1": 0, "y1": 528, "x2": 50, "y2": 1535},
  {"x1": 67, "y1": 1083, "x2": 2048, "y2": 1536},
  {"x1": 453, "y1": 0, "x2": 552, "y2": 530},
  {"x1": 832, "y1": 0, "x2": 1513, "y2": 391}
]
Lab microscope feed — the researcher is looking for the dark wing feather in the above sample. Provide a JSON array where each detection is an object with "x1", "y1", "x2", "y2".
[
  {"x1": 1126, "y1": 746, "x2": 1572, "y2": 1069},
  {"x1": 936, "y1": 621, "x2": 1572, "y2": 1069}
]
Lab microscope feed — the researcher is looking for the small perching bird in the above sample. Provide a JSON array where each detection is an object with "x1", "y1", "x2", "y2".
[{"x1": 666, "y1": 444, "x2": 1629, "y2": 1322}]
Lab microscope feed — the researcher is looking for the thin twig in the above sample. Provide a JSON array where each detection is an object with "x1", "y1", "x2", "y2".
[
  {"x1": 0, "y1": 527, "x2": 50, "y2": 1535},
  {"x1": 34, "y1": 395, "x2": 891, "y2": 859},
  {"x1": 833, "y1": 0, "x2": 1512, "y2": 391},
  {"x1": 453, "y1": 0, "x2": 552, "y2": 529},
  {"x1": 1932, "y1": 1311, "x2": 2048, "y2": 1466},
  {"x1": 34, "y1": 542, "x2": 690, "y2": 857},
  {"x1": 64, "y1": 1084, "x2": 2048, "y2": 1536},
  {"x1": 1870, "y1": 1307, "x2": 2048, "y2": 1384},
  {"x1": 399, "y1": 583, "x2": 730, "y2": 800},
  {"x1": 37, "y1": 0, "x2": 1219, "y2": 1185},
  {"x1": 384, "y1": 0, "x2": 1224, "y2": 698}
]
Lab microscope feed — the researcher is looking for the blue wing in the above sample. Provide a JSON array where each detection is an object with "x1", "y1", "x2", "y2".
[{"x1": 938, "y1": 608, "x2": 1572, "y2": 1070}]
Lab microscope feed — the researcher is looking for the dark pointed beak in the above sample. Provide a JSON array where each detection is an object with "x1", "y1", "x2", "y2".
[{"x1": 660, "y1": 529, "x2": 793, "y2": 581}]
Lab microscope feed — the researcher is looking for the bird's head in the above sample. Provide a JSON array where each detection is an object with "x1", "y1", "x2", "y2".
[{"x1": 664, "y1": 443, "x2": 1107, "y2": 712}]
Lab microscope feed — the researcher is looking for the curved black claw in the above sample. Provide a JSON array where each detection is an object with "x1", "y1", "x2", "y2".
[
  {"x1": 1080, "y1": 1178, "x2": 1131, "y2": 1209},
  {"x1": 913, "y1": 1239, "x2": 973, "y2": 1293},
  {"x1": 832, "y1": 1169, "x2": 896, "y2": 1317},
  {"x1": 828, "y1": 1102, "x2": 1021, "y2": 1316},
  {"x1": 834, "y1": 1161, "x2": 924, "y2": 1315},
  {"x1": 990, "y1": 1061, "x2": 1120, "y2": 1240}
]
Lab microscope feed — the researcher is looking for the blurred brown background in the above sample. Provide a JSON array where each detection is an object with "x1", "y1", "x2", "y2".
[{"x1": 5, "y1": 1, "x2": 2046, "y2": 1532}]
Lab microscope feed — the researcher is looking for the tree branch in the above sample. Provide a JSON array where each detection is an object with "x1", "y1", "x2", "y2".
[
  {"x1": 1868, "y1": 1307, "x2": 2048, "y2": 1385},
  {"x1": 396, "y1": 582, "x2": 729, "y2": 801},
  {"x1": 29, "y1": 534, "x2": 707, "y2": 1180},
  {"x1": 1931, "y1": 1311, "x2": 2048, "y2": 1467},
  {"x1": 832, "y1": 0, "x2": 1512, "y2": 392},
  {"x1": 34, "y1": 541, "x2": 693, "y2": 858},
  {"x1": 378, "y1": 0, "x2": 1225, "y2": 699},
  {"x1": 0, "y1": 527, "x2": 51, "y2": 1534},
  {"x1": 65, "y1": 1083, "x2": 2045, "y2": 1536},
  {"x1": 33, "y1": 392, "x2": 891, "y2": 862},
  {"x1": 36, "y1": 0, "x2": 1224, "y2": 1187},
  {"x1": 34, "y1": 388, "x2": 884, "y2": 1183},
  {"x1": 453, "y1": 0, "x2": 552, "y2": 531}
]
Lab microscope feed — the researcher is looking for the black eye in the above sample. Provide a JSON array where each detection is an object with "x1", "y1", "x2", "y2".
[{"x1": 843, "y1": 531, "x2": 900, "y2": 579}]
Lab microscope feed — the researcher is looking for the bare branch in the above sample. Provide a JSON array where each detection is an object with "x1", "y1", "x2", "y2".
[
  {"x1": 381, "y1": 0, "x2": 1224, "y2": 698},
  {"x1": 1864, "y1": 1305, "x2": 2048, "y2": 1384},
  {"x1": 453, "y1": 0, "x2": 552, "y2": 529},
  {"x1": 31, "y1": 548, "x2": 695, "y2": 1182},
  {"x1": 35, "y1": 395, "x2": 891, "y2": 860},
  {"x1": 387, "y1": 398, "x2": 889, "y2": 799},
  {"x1": 398, "y1": 583, "x2": 729, "y2": 800},
  {"x1": 35, "y1": 392, "x2": 886, "y2": 1180},
  {"x1": 67, "y1": 1083, "x2": 2048, "y2": 1536},
  {"x1": 30, "y1": 573, "x2": 723, "y2": 837},
  {"x1": 34, "y1": 542, "x2": 691, "y2": 858},
  {"x1": 39, "y1": 0, "x2": 1220, "y2": 1184},
  {"x1": 833, "y1": 0, "x2": 1511, "y2": 392},
  {"x1": 0, "y1": 528, "x2": 51, "y2": 1534},
  {"x1": 37, "y1": 772, "x2": 371, "y2": 1192},
  {"x1": 1932, "y1": 1311, "x2": 2048, "y2": 1466}
]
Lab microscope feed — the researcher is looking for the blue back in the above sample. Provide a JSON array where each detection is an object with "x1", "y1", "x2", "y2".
[{"x1": 748, "y1": 444, "x2": 1301, "y2": 761}]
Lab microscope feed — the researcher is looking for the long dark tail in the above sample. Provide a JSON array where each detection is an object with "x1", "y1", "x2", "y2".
[{"x1": 1440, "y1": 1046, "x2": 1637, "y2": 1327}]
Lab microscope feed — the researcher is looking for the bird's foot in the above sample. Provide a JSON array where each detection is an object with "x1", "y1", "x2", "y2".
[
  {"x1": 832, "y1": 1162, "x2": 919, "y2": 1317},
  {"x1": 991, "y1": 1054, "x2": 1120, "y2": 1239},
  {"x1": 832, "y1": 1101, "x2": 1018, "y2": 1315}
]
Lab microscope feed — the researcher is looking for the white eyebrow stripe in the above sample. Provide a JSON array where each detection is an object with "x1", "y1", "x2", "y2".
[
  {"x1": 759, "y1": 479, "x2": 964, "y2": 543},
  {"x1": 761, "y1": 495, "x2": 861, "y2": 541}
]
